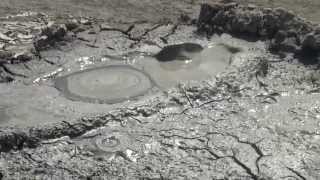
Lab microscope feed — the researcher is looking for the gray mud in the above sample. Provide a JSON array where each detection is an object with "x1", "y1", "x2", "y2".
[{"x1": 0, "y1": 1, "x2": 320, "y2": 180}]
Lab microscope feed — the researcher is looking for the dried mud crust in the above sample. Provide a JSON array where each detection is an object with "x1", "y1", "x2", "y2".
[
  {"x1": 0, "y1": 3, "x2": 320, "y2": 180},
  {"x1": 0, "y1": 12, "x2": 96, "y2": 83},
  {"x1": 1, "y1": 54, "x2": 320, "y2": 179}
]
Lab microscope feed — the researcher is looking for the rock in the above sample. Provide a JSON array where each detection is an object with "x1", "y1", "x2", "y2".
[
  {"x1": 0, "y1": 32, "x2": 14, "y2": 41},
  {"x1": 80, "y1": 18, "x2": 91, "y2": 25},
  {"x1": 42, "y1": 23, "x2": 67, "y2": 40},
  {"x1": 100, "y1": 23, "x2": 114, "y2": 31},
  {"x1": 72, "y1": 26, "x2": 86, "y2": 33},
  {"x1": 280, "y1": 37, "x2": 301, "y2": 53},
  {"x1": 274, "y1": 30, "x2": 287, "y2": 43},
  {"x1": 178, "y1": 14, "x2": 192, "y2": 24},
  {"x1": 65, "y1": 19, "x2": 79, "y2": 31},
  {"x1": 0, "y1": 74, "x2": 14, "y2": 83},
  {"x1": 198, "y1": 3, "x2": 223, "y2": 27},
  {"x1": 0, "y1": 51, "x2": 12, "y2": 61},
  {"x1": 197, "y1": 3, "x2": 318, "y2": 57},
  {"x1": 274, "y1": 7, "x2": 295, "y2": 22},
  {"x1": 17, "y1": 33, "x2": 33, "y2": 40},
  {"x1": 315, "y1": 25, "x2": 320, "y2": 34},
  {"x1": 302, "y1": 32, "x2": 320, "y2": 50},
  {"x1": 88, "y1": 29, "x2": 97, "y2": 34},
  {"x1": 13, "y1": 50, "x2": 34, "y2": 62},
  {"x1": 34, "y1": 23, "x2": 68, "y2": 50}
]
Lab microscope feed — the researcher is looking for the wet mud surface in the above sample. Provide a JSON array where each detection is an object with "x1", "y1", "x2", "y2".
[{"x1": 0, "y1": 1, "x2": 320, "y2": 180}]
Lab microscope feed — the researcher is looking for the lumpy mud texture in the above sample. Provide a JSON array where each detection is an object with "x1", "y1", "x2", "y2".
[{"x1": 55, "y1": 65, "x2": 154, "y2": 104}]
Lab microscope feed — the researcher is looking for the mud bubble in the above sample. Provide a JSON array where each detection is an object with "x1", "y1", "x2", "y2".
[
  {"x1": 154, "y1": 43, "x2": 204, "y2": 62},
  {"x1": 54, "y1": 65, "x2": 154, "y2": 104}
]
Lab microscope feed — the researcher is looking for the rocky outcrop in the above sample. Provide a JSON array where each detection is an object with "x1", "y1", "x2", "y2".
[{"x1": 197, "y1": 2, "x2": 320, "y2": 62}]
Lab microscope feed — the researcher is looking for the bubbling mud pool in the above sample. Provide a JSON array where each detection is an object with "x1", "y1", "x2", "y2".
[{"x1": 134, "y1": 42, "x2": 242, "y2": 89}]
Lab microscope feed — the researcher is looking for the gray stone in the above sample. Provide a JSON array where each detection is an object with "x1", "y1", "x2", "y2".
[
  {"x1": 65, "y1": 19, "x2": 79, "y2": 31},
  {"x1": 302, "y1": 32, "x2": 320, "y2": 50}
]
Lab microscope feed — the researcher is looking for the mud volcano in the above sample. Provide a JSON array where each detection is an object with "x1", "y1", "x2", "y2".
[{"x1": 55, "y1": 65, "x2": 154, "y2": 104}]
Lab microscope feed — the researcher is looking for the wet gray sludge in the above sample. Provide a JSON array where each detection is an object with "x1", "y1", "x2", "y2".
[{"x1": 0, "y1": 2, "x2": 320, "y2": 180}]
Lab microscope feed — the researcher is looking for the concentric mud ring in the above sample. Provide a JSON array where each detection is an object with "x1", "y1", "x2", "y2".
[
  {"x1": 54, "y1": 65, "x2": 154, "y2": 104},
  {"x1": 93, "y1": 131, "x2": 130, "y2": 153}
]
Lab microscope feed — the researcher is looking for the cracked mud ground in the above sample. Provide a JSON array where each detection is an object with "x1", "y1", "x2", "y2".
[{"x1": 1, "y1": 0, "x2": 320, "y2": 180}]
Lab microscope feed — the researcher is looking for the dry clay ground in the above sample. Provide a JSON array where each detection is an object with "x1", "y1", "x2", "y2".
[{"x1": 0, "y1": 0, "x2": 320, "y2": 180}]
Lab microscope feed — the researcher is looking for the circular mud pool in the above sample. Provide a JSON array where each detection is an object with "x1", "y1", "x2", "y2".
[{"x1": 54, "y1": 65, "x2": 154, "y2": 104}]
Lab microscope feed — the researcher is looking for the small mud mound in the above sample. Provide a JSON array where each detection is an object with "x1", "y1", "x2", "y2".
[
  {"x1": 55, "y1": 65, "x2": 154, "y2": 104},
  {"x1": 154, "y1": 43, "x2": 204, "y2": 62}
]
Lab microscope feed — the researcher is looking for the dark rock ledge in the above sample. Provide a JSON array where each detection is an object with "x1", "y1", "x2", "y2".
[{"x1": 197, "y1": 2, "x2": 320, "y2": 64}]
